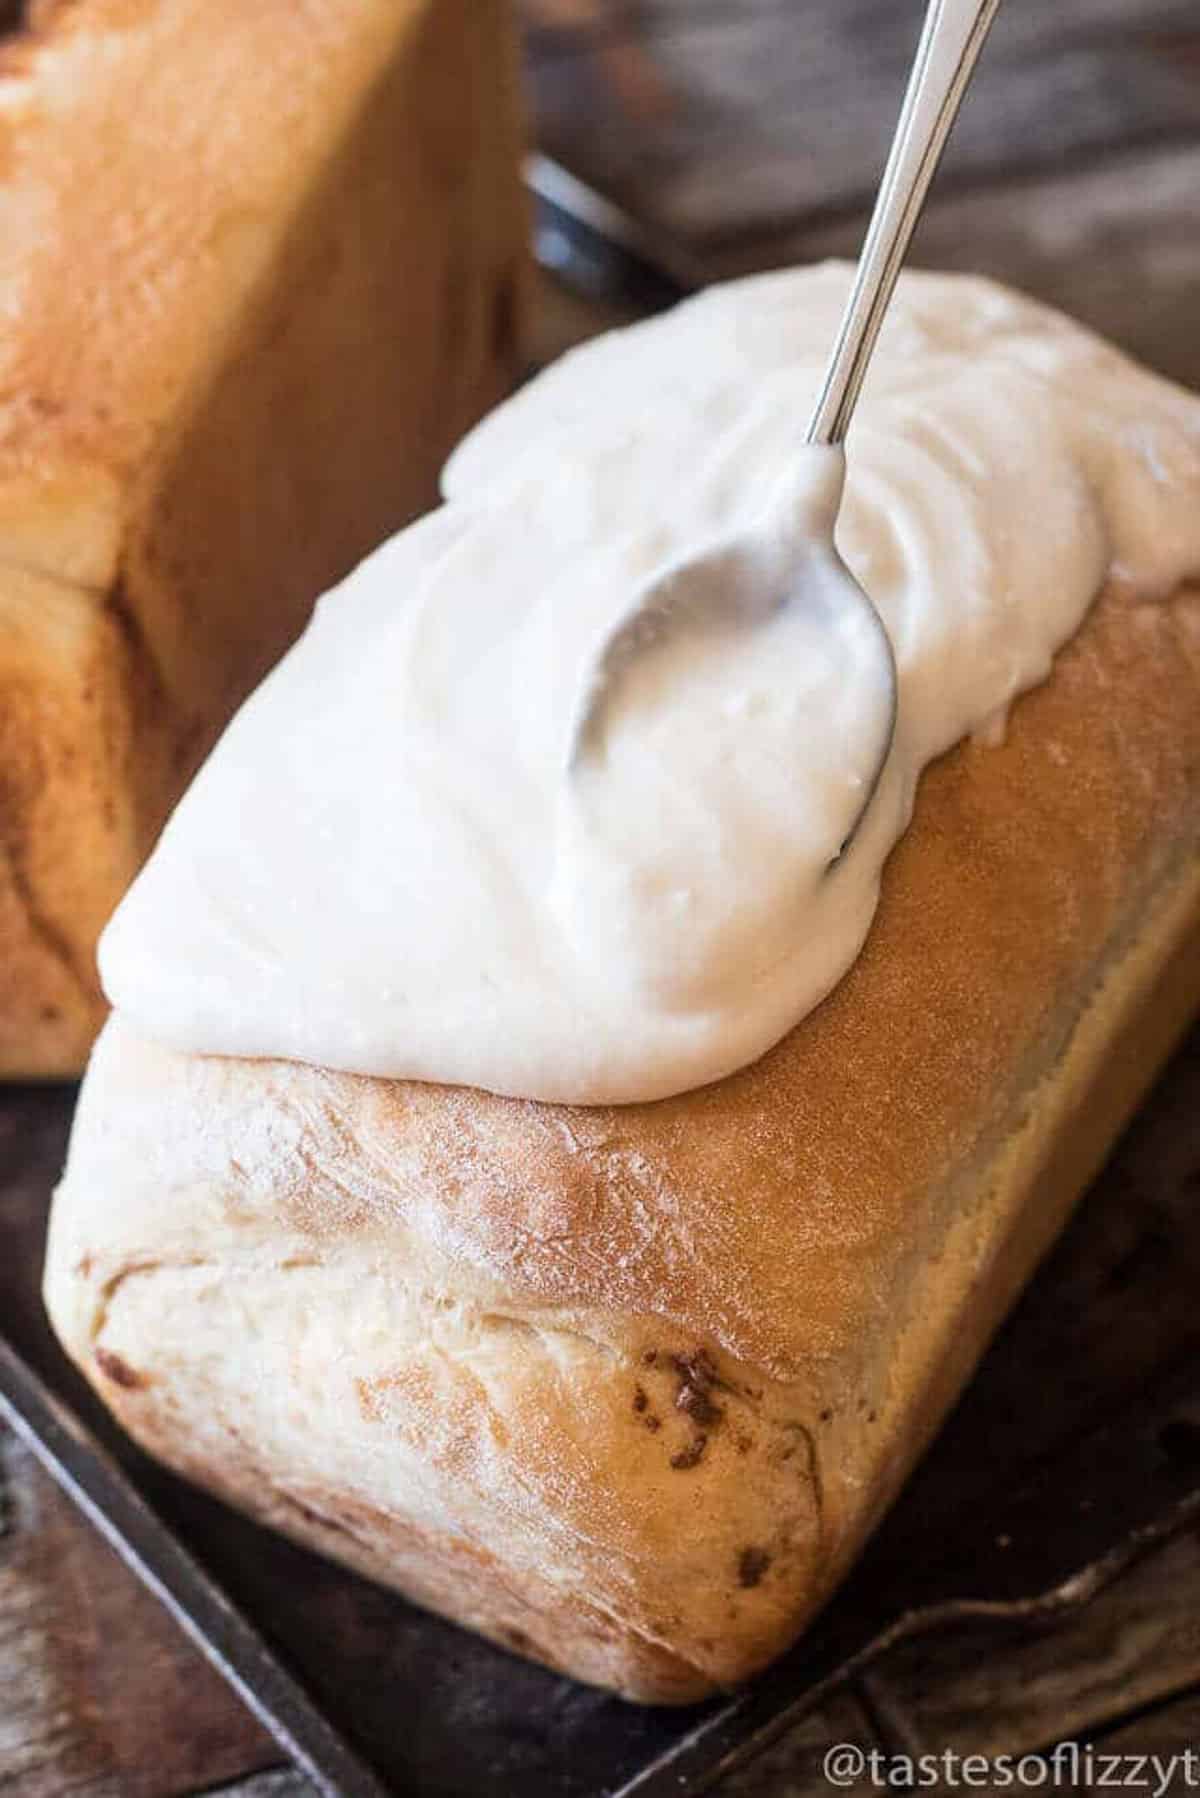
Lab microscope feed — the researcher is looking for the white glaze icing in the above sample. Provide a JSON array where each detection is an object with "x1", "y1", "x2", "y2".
[{"x1": 100, "y1": 265, "x2": 1200, "y2": 1103}]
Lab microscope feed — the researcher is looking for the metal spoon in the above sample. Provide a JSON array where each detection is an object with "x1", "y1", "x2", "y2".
[{"x1": 570, "y1": 0, "x2": 1001, "y2": 857}]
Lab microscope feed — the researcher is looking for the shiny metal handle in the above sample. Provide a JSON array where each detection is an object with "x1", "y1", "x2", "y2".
[{"x1": 807, "y1": 0, "x2": 1001, "y2": 446}]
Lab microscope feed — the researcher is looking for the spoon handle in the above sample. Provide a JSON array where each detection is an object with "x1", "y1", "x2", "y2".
[{"x1": 806, "y1": 0, "x2": 1001, "y2": 446}]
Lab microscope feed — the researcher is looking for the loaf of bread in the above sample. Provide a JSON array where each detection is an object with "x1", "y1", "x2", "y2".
[
  {"x1": 45, "y1": 568, "x2": 1200, "y2": 1698},
  {"x1": 0, "y1": 0, "x2": 527, "y2": 1075},
  {"x1": 42, "y1": 258, "x2": 1200, "y2": 1700}
]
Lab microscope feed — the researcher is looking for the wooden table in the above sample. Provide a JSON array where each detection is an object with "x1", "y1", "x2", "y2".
[
  {"x1": 523, "y1": 0, "x2": 1200, "y2": 385},
  {"x1": 5, "y1": 3, "x2": 1200, "y2": 1792}
]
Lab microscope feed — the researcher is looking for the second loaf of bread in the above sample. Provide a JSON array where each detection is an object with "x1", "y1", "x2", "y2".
[{"x1": 0, "y1": 0, "x2": 527, "y2": 1075}]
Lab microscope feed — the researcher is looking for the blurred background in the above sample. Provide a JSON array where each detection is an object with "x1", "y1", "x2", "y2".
[{"x1": 519, "y1": 0, "x2": 1200, "y2": 383}]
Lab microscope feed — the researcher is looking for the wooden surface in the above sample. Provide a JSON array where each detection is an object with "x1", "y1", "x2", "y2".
[
  {"x1": 524, "y1": 0, "x2": 1200, "y2": 387},
  {"x1": 0, "y1": 1431, "x2": 274, "y2": 1798},
  {"x1": 522, "y1": 2, "x2": 1200, "y2": 246},
  {"x1": 4, "y1": 3, "x2": 1200, "y2": 1793}
]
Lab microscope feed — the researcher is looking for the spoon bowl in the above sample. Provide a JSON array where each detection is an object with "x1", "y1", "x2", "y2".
[
  {"x1": 569, "y1": 453, "x2": 898, "y2": 865},
  {"x1": 568, "y1": 0, "x2": 1000, "y2": 863}
]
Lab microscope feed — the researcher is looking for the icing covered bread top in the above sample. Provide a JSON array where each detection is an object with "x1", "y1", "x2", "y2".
[{"x1": 101, "y1": 265, "x2": 1200, "y2": 1102}]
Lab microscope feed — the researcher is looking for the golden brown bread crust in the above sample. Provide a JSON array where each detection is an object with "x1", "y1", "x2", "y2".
[
  {"x1": 44, "y1": 580, "x2": 1200, "y2": 1700},
  {"x1": 0, "y1": 0, "x2": 528, "y2": 1073}
]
